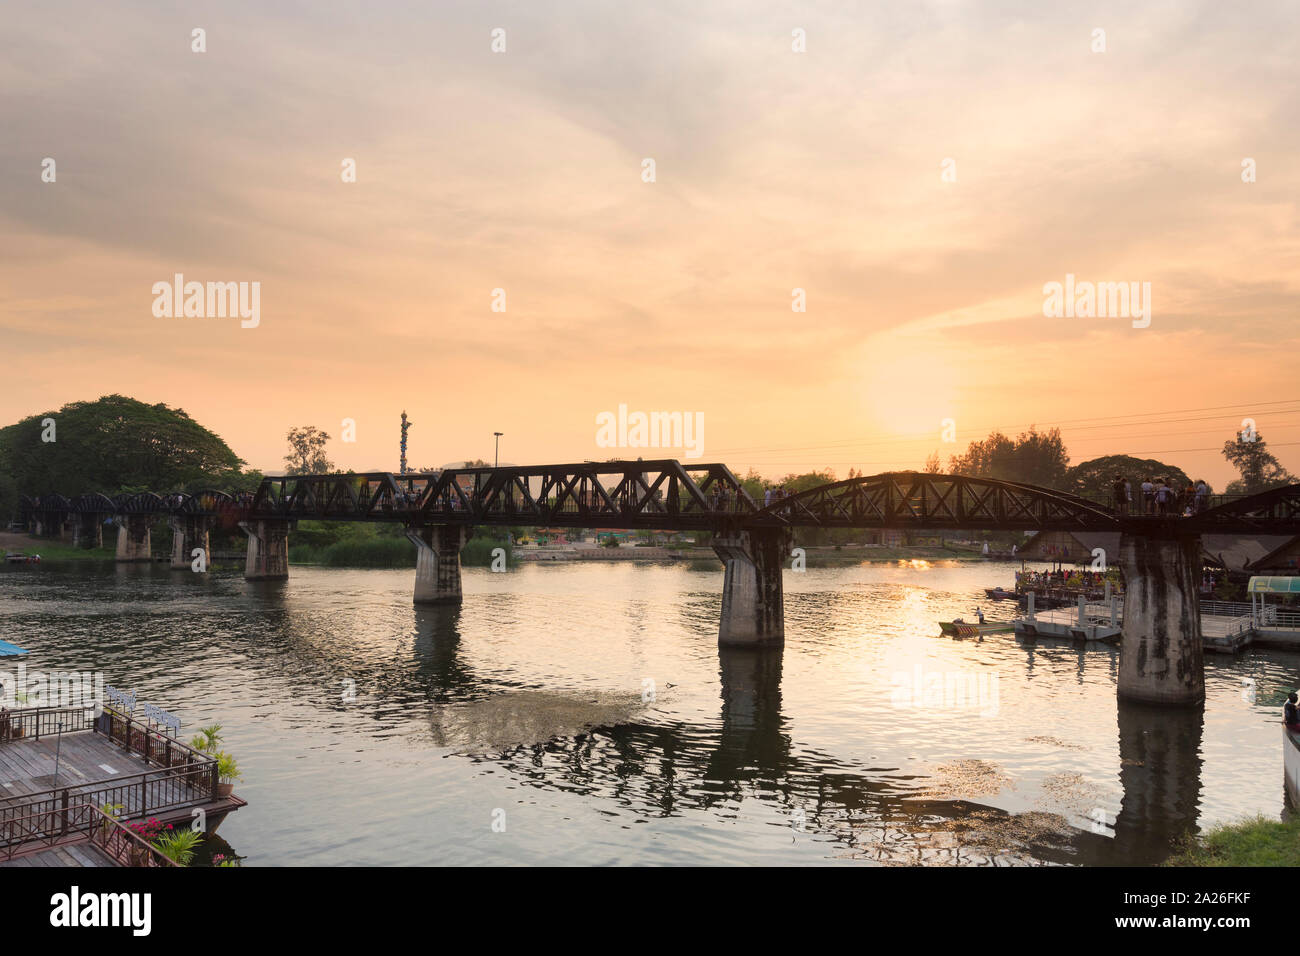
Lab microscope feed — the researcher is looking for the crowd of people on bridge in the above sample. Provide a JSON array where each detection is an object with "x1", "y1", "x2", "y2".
[
  {"x1": 1110, "y1": 475, "x2": 1210, "y2": 516},
  {"x1": 762, "y1": 486, "x2": 797, "y2": 508}
]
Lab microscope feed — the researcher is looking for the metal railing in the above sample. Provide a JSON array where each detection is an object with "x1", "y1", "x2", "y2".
[
  {"x1": 1105, "y1": 492, "x2": 1249, "y2": 515},
  {"x1": 1223, "y1": 617, "x2": 1254, "y2": 640},
  {"x1": 96, "y1": 707, "x2": 215, "y2": 769},
  {"x1": 0, "y1": 761, "x2": 217, "y2": 852},
  {"x1": 1256, "y1": 608, "x2": 1300, "y2": 629},
  {"x1": 1199, "y1": 601, "x2": 1254, "y2": 618},
  {"x1": 0, "y1": 802, "x2": 176, "y2": 866},
  {"x1": 0, "y1": 704, "x2": 96, "y2": 741}
]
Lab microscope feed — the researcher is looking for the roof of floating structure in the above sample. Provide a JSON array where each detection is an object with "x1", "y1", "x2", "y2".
[
  {"x1": 1202, "y1": 534, "x2": 1297, "y2": 571},
  {"x1": 1247, "y1": 576, "x2": 1300, "y2": 593}
]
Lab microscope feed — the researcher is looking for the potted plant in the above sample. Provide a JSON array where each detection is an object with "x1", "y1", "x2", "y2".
[{"x1": 215, "y1": 751, "x2": 241, "y2": 797}]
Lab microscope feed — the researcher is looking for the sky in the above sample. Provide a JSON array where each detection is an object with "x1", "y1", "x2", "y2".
[{"x1": 2, "y1": 0, "x2": 1298, "y2": 487}]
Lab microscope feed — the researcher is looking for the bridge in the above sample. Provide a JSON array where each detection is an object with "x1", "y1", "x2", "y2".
[{"x1": 17, "y1": 463, "x2": 1300, "y2": 709}]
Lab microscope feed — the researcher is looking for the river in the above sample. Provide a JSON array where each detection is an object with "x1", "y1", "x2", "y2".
[{"x1": 0, "y1": 557, "x2": 1294, "y2": 865}]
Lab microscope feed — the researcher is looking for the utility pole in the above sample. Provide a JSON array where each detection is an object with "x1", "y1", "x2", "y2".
[{"x1": 494, "y1": 432, "x2": 503, "y2": 469}]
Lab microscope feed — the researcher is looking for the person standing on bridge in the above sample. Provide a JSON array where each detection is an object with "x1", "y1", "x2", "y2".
[
  {"x1": 1112, "y1": 474, "x2": 1129, "y2": 514},
  {"x1": 1141, "y1": 476, "x2": 1155, "y2": 514},
  {"x1": 1155, "y1": 478, "x2": 1171, "y2": 515},
  {"x1": 1195, "y1": 479, "x2": 1209, "y2": 514}
]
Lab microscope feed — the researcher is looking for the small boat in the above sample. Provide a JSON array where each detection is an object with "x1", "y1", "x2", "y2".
[
  {"x1": 4, "y1": 552, "x2": 40, "y2": 564},
  {"x1": 939, "y1": 620, "x2": 1016, "y2": 637},
  {"x1": 984, "y1": 587, "x2": 1016, "y2": 600}
]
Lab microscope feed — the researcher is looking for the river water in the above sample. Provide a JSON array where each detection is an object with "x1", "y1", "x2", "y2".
[{"x1": 0, "y1": 557, "x2": 1295, "y2": 866}]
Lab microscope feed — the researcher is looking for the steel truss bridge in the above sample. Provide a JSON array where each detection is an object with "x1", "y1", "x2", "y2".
[{"x1": 18, "y1": 462, "x2": 1300, "y2": 535}]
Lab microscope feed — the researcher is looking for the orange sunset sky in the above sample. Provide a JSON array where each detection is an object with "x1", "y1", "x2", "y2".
[{"x1": 2, "y1": 1, "x2": 1298, "y2": 487}]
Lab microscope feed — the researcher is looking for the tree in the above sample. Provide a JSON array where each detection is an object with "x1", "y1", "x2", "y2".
[
  {"x1": 1222, "y1": 431, "x2": 1294, "y2": 495},
  {"x1": 739, "y1": 468, "x2": 767, "y2": 501},
  {"x1": 284, "y1": 426, "x2": 333, "y2": 475},
  {"x1": 948, "y1": 426, "x2": 1069, "y2": 488},
  {"x1": 776, "y1": 468, "x2": 837, "y2": 493},
  {"x1": 0, "y1": 395, "x2": 248, "y2": 517},
  {"x1": 923, "y1": 452, "x2": 942, "y2": 474},
  {"x1": 1067, "y1": 455, "x2": 1191, "y2": 501}
]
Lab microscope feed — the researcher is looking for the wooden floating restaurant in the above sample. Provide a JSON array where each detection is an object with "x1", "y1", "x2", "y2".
[{"x1": 0, "y1": 696, "x2": 245, "y2": 867}]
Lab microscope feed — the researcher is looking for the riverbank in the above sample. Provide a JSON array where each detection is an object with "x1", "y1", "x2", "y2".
[
  {"x1": 0, "y1": 532, "x2": 114, "y2": 560},
  {"x1": 289, "y1": 535, "x2": 510, "y2": 568},
  {"x1": 4, "y1": 532, "x2": 994, "y2": 569},
  {"x1": 1163, "y1": 815, "x2": 1300, "y2": 866}
]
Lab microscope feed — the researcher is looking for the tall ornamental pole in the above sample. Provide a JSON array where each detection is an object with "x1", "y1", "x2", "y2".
[{"x1": 400, "y1": 411, "x2": 413, "y2": 475}]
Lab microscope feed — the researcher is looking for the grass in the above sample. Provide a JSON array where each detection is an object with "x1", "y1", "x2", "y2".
[
  {"x1": 1, "y1": 534, "x2": 115, "y2": 560},
  {"x1": 288, "y1": 535, "x2": 510, "y2": 568},
  {"x1": 1164, "y1": 814, "x2": 1300, "y2": 866}
]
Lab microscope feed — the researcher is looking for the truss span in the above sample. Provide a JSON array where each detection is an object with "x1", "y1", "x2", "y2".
[{"x1": 748, "y1": 472, "x2": 1121, "y2": 531}]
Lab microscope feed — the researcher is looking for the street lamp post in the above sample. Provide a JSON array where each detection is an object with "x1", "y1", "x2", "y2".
[{"x1": 493, "y1": 432, "x2": 503, "y2": 469}]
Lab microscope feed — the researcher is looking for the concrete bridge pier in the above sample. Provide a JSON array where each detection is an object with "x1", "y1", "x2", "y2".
[
  {"x1": 72, "y1": 514, "x2": 104, "y2": 549},
  {"x1": 239, "y1": 519, "x2": 290, "y2": 580},
  {"x1": 406, "y1": 526, "x2": 470, "y2": 605},
  {"x1": 712, "y1": 528, "x2": 793, "y2": 647},
  {"x1": 1118, "y1": 530, "x2": 1204, "y2": 706},
  {"x1": 35, "y1": 514, "x2": 66, "y2": 539},
  {"x1": 114, "y1": 516, "x2": 152, "y2": 562},
  {"x1": 171, "y1": 516, "x2": 212, "y2": 570}
]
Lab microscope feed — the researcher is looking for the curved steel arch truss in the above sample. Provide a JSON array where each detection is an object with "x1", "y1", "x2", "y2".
[
  {"x1": 748, "y1": 472, "x2": 1120, "y2": 531},
  {"x1": 1192, "y1": 483, "x2": 1300, "y2": 532}
]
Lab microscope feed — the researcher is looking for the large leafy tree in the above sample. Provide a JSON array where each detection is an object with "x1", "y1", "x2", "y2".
[
  {"x1": 0, "y1": 395, "x2": 247, "y2": 515},
  {"x1": 948, "y1": 426, "x2": 1070, "y2": 488},
  {"x1": 1067, "y1": 455, "x2": 1192, "y2": 501},
  {"x1": 1222, "y1": 430, "x2": 1294, "y2": 495},
  {"x1": 283, "y1": 426, "x2": 334, "y2": 475}
]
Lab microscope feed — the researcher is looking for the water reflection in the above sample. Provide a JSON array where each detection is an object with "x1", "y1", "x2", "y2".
[
  {"x1": 1, "y1": 559, "x2": 1293, "y2": 865},
  {"x1": 1108, "y1": 701, "x2": 1204, "y2": 865}
]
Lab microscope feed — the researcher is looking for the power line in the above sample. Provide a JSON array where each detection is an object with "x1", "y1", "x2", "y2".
[
  {"x1": 705, "y1": 400, "x2": 1300, "y2": 458},
  {"x1": 732, "y1": 440, "x2": 1300, "y2": 470}
]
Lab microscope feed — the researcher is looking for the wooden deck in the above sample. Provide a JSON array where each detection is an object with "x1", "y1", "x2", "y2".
[
  {"x1": 0, "y1": 732, "x2": 156, "y2": 805},
  {"x1": 0, "y1": 843, "x2": 117, "y2": 867}
]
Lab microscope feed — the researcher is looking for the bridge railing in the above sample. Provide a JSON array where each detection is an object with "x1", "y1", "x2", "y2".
[{"x1": 1102, "y1": 492, "x2": 1252, "y2": 515}]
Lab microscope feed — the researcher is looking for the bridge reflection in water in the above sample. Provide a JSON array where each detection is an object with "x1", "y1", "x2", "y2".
[{"x1": 406, "y1": 608, "x2": 1205, "y2": 866}]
